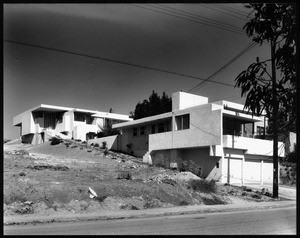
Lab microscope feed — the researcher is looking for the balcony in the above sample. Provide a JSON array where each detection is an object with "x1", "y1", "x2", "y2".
[{"x1": 223, "y1": 134, "x2": 284, "y2": 157}]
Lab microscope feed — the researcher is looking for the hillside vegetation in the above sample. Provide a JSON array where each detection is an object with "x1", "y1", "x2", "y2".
[{"x1": 4, "y1": 139, "x2": 277, "y2": 217}]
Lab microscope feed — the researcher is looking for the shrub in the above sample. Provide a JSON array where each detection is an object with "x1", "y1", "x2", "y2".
[
  {"x1": 188, "y1": 179, "x2": 216, "y2": 193},
  {"x1": 91, "y1": 143, "x2": 94, "y2": 146},
  {"x1": 178, "y1": 158, "x2": 205, "y2": 178},
  {"x1": 104, "y1": 149, "x2": 109, "y2": 156},
  {"x1": 179, "y1": 200, "x2": 189, "y2": 206},
  {"x1": 117, "y1": 171, "x2": 132, "y2": 180},
  {"x1": 101, "y1": 141, "x2": 108, "y2": 149},
  {"x1": 94, "y1": 143, "x2": 100, "y2": 148},
  {"x1": 50, "y1": 137, "x2": 62, "y2": 145}
]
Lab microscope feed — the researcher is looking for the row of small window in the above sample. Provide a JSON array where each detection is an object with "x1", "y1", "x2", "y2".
[
  {"x1": 74, "y1": 112, "x2": 94, "y2": 124},
  {"x1": 133, "y1": 122, "x2": 169, "y2": 137},
  {"x1": 132, "y1": 114, "x2": 190, "y2": 137}
]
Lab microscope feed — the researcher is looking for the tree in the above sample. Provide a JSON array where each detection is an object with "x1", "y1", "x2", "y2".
[
  {"x1": 132, "y1": 91, "x2": 172, "y2": 119},
  {"x1": 235, "y1": 3, "x2": 296, "y2": 198},
  {"x1": 97, "y1": 120, "x2": 119, "y2": 138}
]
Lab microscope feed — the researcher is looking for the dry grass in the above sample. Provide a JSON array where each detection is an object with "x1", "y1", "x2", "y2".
[{"x1": 4, "y1": 141, "x2": 277, "y2": 217}]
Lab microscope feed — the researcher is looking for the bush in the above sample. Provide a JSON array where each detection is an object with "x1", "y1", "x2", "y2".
[
  {"x1": 117, "y1": 171, "x2": 132, "y2": 180},
  {"x1": 101, "y1": 141, "x2": 108, "y2": 149},
  {"x1": 94, "y1": 143, "x2": 100, "y2": 148},
  {"x1": 91, "y1": 143, "x2": 94, "y2": 146},
  {"x1": 188, "y1": 179, "x2": 216, "y2": 193},
  {"x1": 50, "y1": 137, "x2": 62, "y2": 145},
  {"x1": 178, "y1": 159, "x2": 205, "y2": 178},
  {"x1": 104, "y1": 149, "x2": 109, "y2": 156}
]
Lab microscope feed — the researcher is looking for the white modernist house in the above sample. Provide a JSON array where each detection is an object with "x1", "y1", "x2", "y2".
[
  {"x1": 113, "y1": 91, "x2": 285, "y2": 185},
  {"x1": 13, "y1": 104, "x2": 132, "y2": 144}
]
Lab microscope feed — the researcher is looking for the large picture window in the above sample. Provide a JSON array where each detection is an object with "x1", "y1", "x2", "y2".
[
  {"x1": 176, "y1": 114, "x2": 190, "y2": 130},
  {"x1": 74, "y1": 112, "x2": 85, "y2": 122}
]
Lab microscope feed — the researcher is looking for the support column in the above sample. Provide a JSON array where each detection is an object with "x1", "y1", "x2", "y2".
[
  {"x1": 227, "y1": 157, "x2": 230, "y2": 184},
  {"x1": 241, "y1": 155, "x2": 245, "y2": 185},
  {"x1": 260, "y1": 160, "x2": 264, "y2": 185}
]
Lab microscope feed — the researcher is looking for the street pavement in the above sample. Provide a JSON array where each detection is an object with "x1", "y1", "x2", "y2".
[
  {"x1": 4, "y1": 206, "x2": 296, "y2": 235},
  {"x1": 4, "y1": 199, "x2": 296, "y2": 227}
]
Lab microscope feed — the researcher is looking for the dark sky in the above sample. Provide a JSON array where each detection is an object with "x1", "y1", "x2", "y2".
[{"x1": 4, "y1": 3, "x2": 270, "y2": 139}]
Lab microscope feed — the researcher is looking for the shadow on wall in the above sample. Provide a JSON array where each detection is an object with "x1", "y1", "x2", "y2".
[{"x1": 150, "y1": 148, "x2": 222, "y2": 181}]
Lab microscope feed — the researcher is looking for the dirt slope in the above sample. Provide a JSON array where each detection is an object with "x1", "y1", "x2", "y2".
[{"x1": 4, "y1": 140, "x2": 277, "y2": 218}]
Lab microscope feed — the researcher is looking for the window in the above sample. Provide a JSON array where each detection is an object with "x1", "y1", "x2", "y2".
[
  {"x1": 74, "y1": 112, "x2": 85, "y2": 122},
  {"x1": 56, "y1": 113, "x2": 64, "y2": 124},
  {"x1": 133, "y1": 128, "x2": 138, "y2": 136},
  {"x1": 151, "y1": 124, "x2": 156, "y2": 134},
  {"x1": 158, "y1": 123, "x2": 165, "y2": 133},
  {"x1": 176, "y1": 114, "x2": 190, "y2": 130},
  {"x1": 86, "y1": 115, "x2": 93, "y2": 124},
  {"x1": 140, "y1": 126, "x2": 145, "y2": 135},
  {"x1": 257, "y1": 126, "x2": 265, "y2": 135}
]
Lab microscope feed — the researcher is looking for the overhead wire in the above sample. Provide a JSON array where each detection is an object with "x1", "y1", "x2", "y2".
[
  {"x1": 149, "y1": 4, "x2": 246, "y2": 35},
  {"x1": 188, "y1": 41, "x2": 257, "y2": 93},
  {"x1": 202, "y1": 4, "x2": 248, "y2": 21},
  {"x1": 4, "y1": 39, "x2": 235, "y2": 88},
  {"x1": 218, "y1": 4, "x2": 252, "y2": 17},
  {"x1": 132, "y1": 4, "x2": 247, "y2": 36}
]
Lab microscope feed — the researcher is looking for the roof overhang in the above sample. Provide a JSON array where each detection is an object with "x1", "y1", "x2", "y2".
[
  {"x1": 223, "y1": 109, "x2": 263, "y2": 122},
  {"x1": 113, "y1": 112, "x2": 173, "y2": 129},
  {"x1": 92, "y1": 111, "x2": 133, "y2": 121},
  {"x1": 31, "y1": 104, "x2": 72, "y2": 112}
]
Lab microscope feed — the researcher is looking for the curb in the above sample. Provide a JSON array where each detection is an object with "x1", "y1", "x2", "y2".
[{"x1": 4, "y1": 201, "x2": 296, "y2": 226}]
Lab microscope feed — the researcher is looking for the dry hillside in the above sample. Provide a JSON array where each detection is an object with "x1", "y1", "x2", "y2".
[{"x1": 4, "y1": 139, "x2": 277, "y2": 217}]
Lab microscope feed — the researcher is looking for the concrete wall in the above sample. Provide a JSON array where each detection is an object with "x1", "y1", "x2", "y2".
[
  {"x1": 13, "y1": 110, "x2": 35, "y2": 135},
  {"x1": 88, "y1": 135, "x2": 120, "y2": 151},
  {"x1": 172, "y1": 91, "x2": 208, "y2": 110},
  {"x1": 223, "y1": 135, "x2": 285, "y2": 157},
  {"x1": 181, "y1": 148, "x2": 222, "y2": 181},
  {"x1": 121, "y1": 127, "x2": 150, "y2": 157},
  {"x1": 149, "y1": 103, "x2": 222, "y2": 151}
]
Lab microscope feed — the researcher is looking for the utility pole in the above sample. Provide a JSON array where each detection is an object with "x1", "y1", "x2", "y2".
[{"x1": 271, "y1": 38, "x2": 279, "y2": 199}]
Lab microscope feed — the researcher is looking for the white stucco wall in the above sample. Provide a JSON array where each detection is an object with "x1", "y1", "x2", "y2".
[
  {"x1": 88, "y1": 135, "x2": 120, "y2": 151},
  {"x1": 172, "y1": 91, "x2": 208, "y2": 110},
  {"x1": 223, "y1": 135, "x2": 285, "y2": 157},
  {"x1": 149, "y1": 103, "x2": 222, "y2": 151}
]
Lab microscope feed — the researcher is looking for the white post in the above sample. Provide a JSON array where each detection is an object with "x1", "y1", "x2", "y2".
[
  {"x1": 241, "y1": 156, "x2": 245, "y2": 185},
  {"x1": 260, "y1": 160, "x2": 264, "y2": 185}
]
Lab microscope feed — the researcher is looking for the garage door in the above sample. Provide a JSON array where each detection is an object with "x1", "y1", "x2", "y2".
[
  {"x1": 244, "y1": 159, "x2": 261, "y2": 184},
  {"x1": 262, "y1": 161, "x2": 273, "y2": 184},
  {"x1": 223, "y1": 157, "x2": 242, "y2": 184}
]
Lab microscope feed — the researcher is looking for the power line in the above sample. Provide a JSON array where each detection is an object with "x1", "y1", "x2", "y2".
[
  {"x1": 188, "y1": 42, "x2": 257, "y2": 93},
  {"x1": 150, "y1": 4, "x2": 246, "y2": 35},
  {"x1": 202, "y1": 4, "x2": 248, "y2": 21},
  {"x1": 132, "y1": 4, "x2": 247, "y2": 36},
  {"x1": 4, "y1": 39, "x2": 236, "y2": 88},
  {"x1": 218, "y1": 4, "x2": 252, "y2": 17}
]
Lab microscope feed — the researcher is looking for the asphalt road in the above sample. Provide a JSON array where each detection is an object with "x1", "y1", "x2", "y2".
[{"x1": 4, "y1": 206, "x2": 296, "y2": 235}]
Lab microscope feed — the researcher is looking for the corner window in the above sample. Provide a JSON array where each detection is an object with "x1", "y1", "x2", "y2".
[
  {"x1": 151, "y1": 124, "x2": 156, "y2": 134},
  {"x1": 158, "y1": 123, "x2": 165, "y2": 133},
  {"x1": 257, "y1": 126, "x2": 265, "y2": 135},
  {"x1": 86, "y1": 115, "x2": 93, "y2": 124},
  {"x1": 74, "y1": 112, "x2": 85, "y2": 122},
  {"x1": 140, "y1": 126, "x2": 145, "y2": 135},
  {"x1": 176, "y1": 114, "x2": 190, "y2": 130},
  {"x1": 57, "y1": 112, "x2": 64, "y2": 124},
  {"x1": 133, "y1": 128, "x2": 138, "y2": 136}
]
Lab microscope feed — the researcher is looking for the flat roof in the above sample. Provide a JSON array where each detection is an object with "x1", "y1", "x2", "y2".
[{"x1": 113, "y1": 112, "x2": 173, "y2": 129}]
